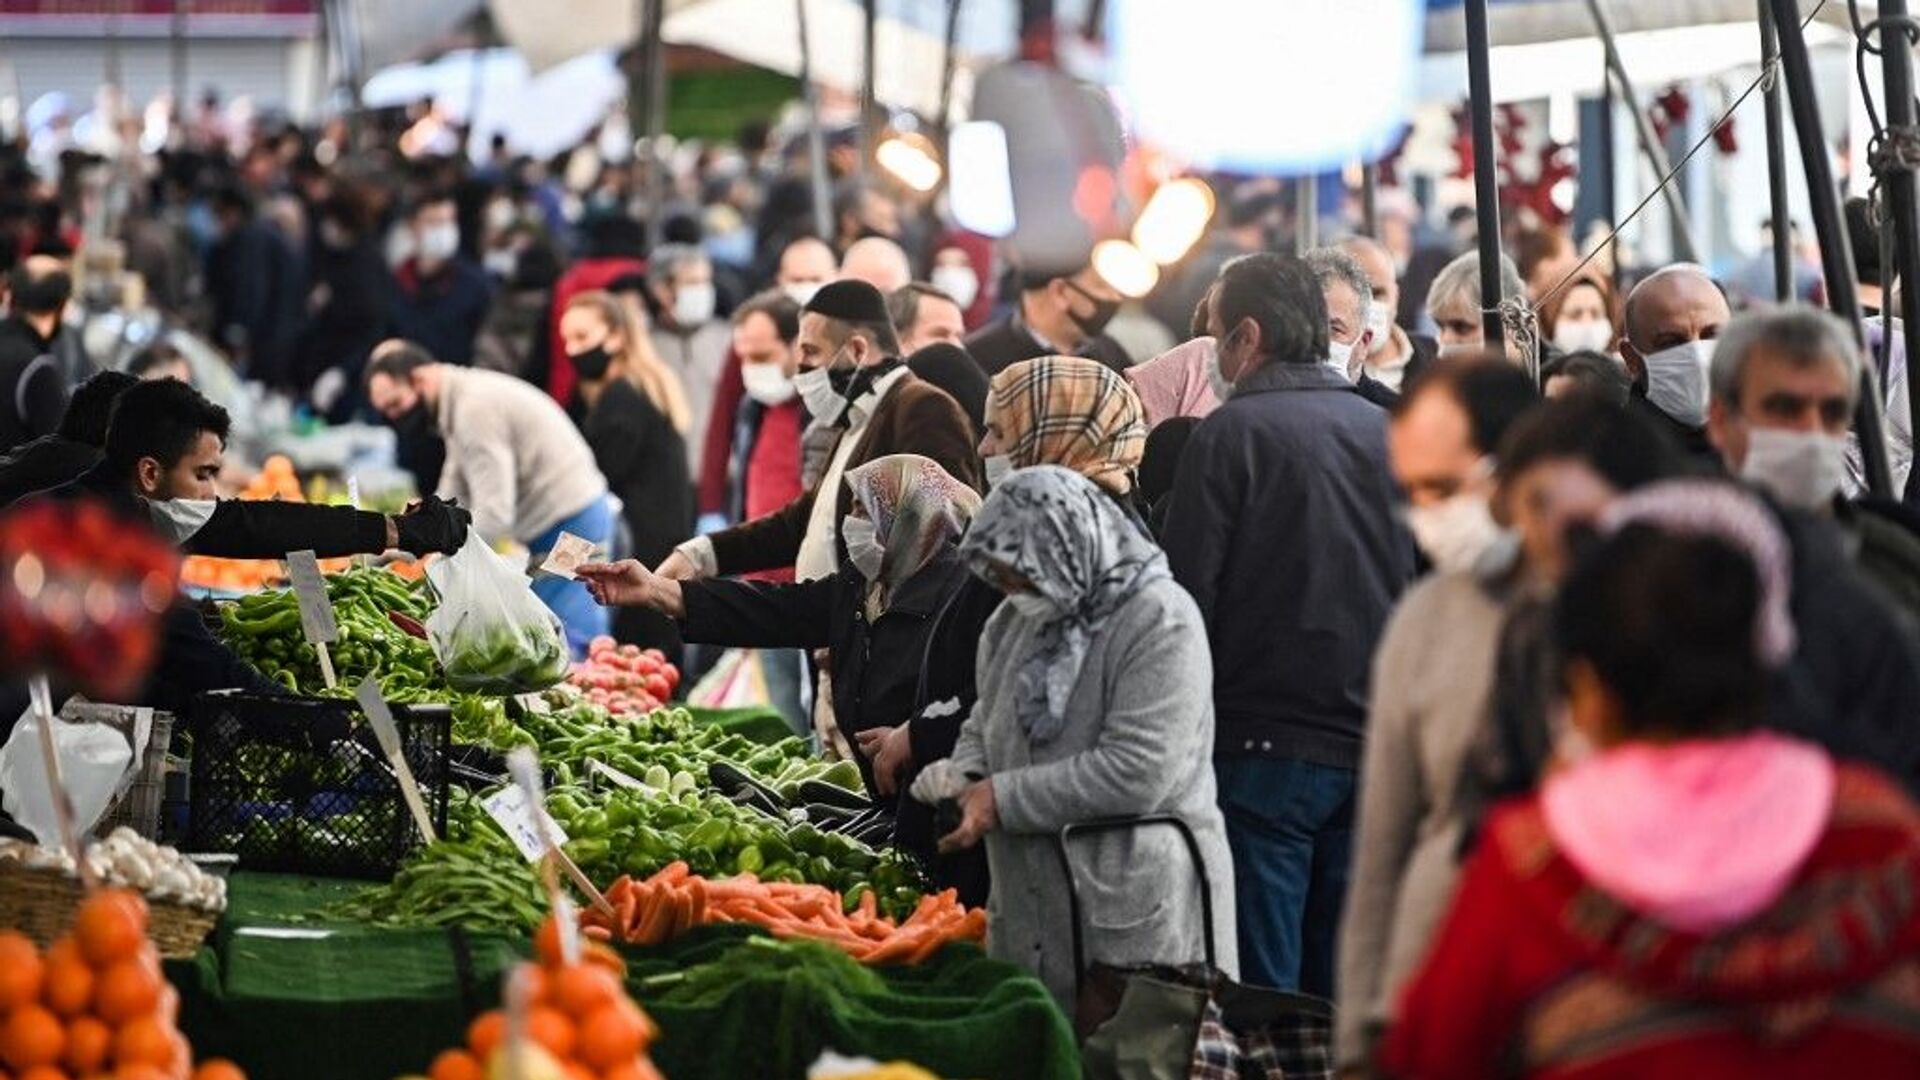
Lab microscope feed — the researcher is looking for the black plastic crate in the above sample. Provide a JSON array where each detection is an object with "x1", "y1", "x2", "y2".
[{"x1": 185, "y1": 691, "x2": 451, "y2": 879}]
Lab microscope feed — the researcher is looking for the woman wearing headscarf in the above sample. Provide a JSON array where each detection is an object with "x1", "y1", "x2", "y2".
[
  {"x1": 912, "y1": 466, "x2": 1237, "y2": 1005},
  {"x1": 1384, "y1": 482, "x2": 1920, "y2": 1079},
  {"x1": 979, "y1": 355, "x2": 1149, "y2": 517},
  {"x1": 1124, "y1": 336, "x2": 1223, "y2": 429},
  {"x1": 576, "y1": 453, "x2": 982, "y2": 805}
]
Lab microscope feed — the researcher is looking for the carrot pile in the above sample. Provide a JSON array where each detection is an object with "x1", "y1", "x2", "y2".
[
  {"x1": 422, "y1": 916, "x2": 664, "y2": 1080},
  {"x1": 580, "y1": 862, "x2": 985, "y2": 966}
]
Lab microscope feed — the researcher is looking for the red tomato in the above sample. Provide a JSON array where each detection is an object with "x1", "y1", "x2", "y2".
[
  {"x1": 644, "y1": 674, "x2": 670, "y2": 700},
  {"x1": 660, "y1": 664, "x2": 680, "y2": 690}
]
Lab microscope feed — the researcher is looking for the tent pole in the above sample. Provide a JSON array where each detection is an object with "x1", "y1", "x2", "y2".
[
  {"x1": 858, "y1": 0, "x2": 876, "y2": 181},
  {"x1": 1295, "y1": 174, "x2": 1318, "y2": 252},
  {"x1": 937, "y1": 0, "x2": 962, "y2": 133},
  {"x1": 1760, "y1": 0, "x2": 1793, "y2": 301},
  {"x1": 643, "y1": 0, "x2": 667, "y2": 248},
  {"x1": 796, "y1": 0, "x2": 833, "y2": 241},
  {"x1": 172, "y1": 0, "x2": 188, "y2": 122},
  {"x1": 1874, "y1": 0, "x2": 1920, "y2": 478},
  {"x1": 1764, "y1": 0, "x2": 1894, "y2": 496},
  {"x1": 1464, "y1": 0, "x2": 1505, "y2": 349},
  {"x1": 1600, "y1": 46, "x2": 1620, "y2": 291},
  {"x1": 1361, "y1": 161, "x2": 1379, "y2": 238},
  {"x1": 1583, "y1": 0, "x2": 1700, "y2": 264}
]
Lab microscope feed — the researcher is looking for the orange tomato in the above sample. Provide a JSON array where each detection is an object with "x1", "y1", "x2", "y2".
[
  {"x1": 111, "y1": 1017, "x2": 174, "y2": 1067},
  {"x1": 464, "y1": 1012, "x2": 505, "y2": 1059},
  {"x1": 524, "y1": 1007, "x2": 575, "y2": 1059},
  {"x1": 63, "y1": 1015, "x2": 112, "y2": 1073},
  {"x1": 19, "y1": 1064, "x2": 72, "y2": 1080},
  {"x1": 189, "y1": 1061, "x2": 249, "y2": 1080},
  {"x1": 91, "y1": 960, "x2": 162, "y2": 1025},
  {"x1": 0, "y1": 1005, "x2": 65, "y2": 1071},
  {"x1": 112, "y1": 1065, "x2": 174, "y2": 1080},
  {"x1": 74, "y1": 891, "x2": 147, "y2": 967},
  {"x1": 427, "y1": 1049, "x2": 482, "y2": 1080},
  {"x1": 0, "y1": 931, "x2": 45, "y2": 1009},
  {"x1": 574, "y1": 1000, "x2": 645, "y2": 1071},
  {"x1": 548, "y1": 965, "x2": 620, "y2": 1020},
  {"x1": 43, "y1": 943, "x2": 97, "y2": 1017}
]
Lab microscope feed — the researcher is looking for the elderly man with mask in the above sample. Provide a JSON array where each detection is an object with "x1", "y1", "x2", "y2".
[
  {"x1": 839, "y1": 236, "x2": 913, "y2": 294},
  {"x1": 1618, "y1": 262, "x2": 1730, "y2": 464},
  {"x1": 1304, "y1": 246, "x2": 1397, "y2": 408},
  {"x1": 1707, "y1": 305, "x2": 1920, "y2": 619},
  {"x1": 776, "y1": 236, "x2": 838, "y2": 306},
  {"x1": 1340, "y1": 236, "x2": 1437, "y2": 393},
  {"x1": 656, "y1": 281, "x2": 980, "y2": 754},
  {"x1": 1424, "y1": 250, "x2": 1526, "y2": 358},
  {"x1": 648, "y1": 244, "x2": 732, "y2": 480}
]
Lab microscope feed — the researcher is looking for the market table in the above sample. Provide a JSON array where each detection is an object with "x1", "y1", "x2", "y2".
[{"x1": 164, "y1": 874, "x2": 1079, "y2": 1080}]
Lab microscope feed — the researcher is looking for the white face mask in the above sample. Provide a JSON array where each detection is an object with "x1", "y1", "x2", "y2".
[
  {"x1": 782, "y1": 281, "x2": 822, "y2": 306},
  {"x1": 1364, "y1": 304, "x2": 1392, "y2": 355},
  {"x1": 842, "y1": 515, "x2": 884, "y2": 581},
  {"x1": 1204, "y1": 338, "x2": 1233, "y2": 402},
  {"x1": 741, "y1": 361, "x2": 797, "y2": 406},
  {"x1": 482, "y1": 248, "x2": 518, "y2": 280},
  {"x1": 1639, "y1": 339, "x2": 1714, "y2": 428},
  {"x1": 931, "y1": 265, "x2": 980, "y2": 310},
  {"x1": 416, "y1": 222, "x2": 459, "y2": 264},
  {"x1": 1740, "y1": 427, "x2": 1849, "y2": 511},
  {"x1": 793, "y1": 365, "x2": 844, "y2": 425},
  {"x1": 1008, "y1": 592, "x2": 1058, "y2": 620},
  {"x1": 1327, "y1": 337, "x2": 1355, "y2": 380},
  {"x1": 983, "y1": 454, "x2": 1014, "y2": 488},
  {"x1": 1552, "y1": 318, "x2": 1614, "y2": 355},
  {"x1": 1405, "y1": 492, "x2": 1505, "y2": 575},
  {"x1": 672, "y1": 281, "x2": 717, "y2": 327}
]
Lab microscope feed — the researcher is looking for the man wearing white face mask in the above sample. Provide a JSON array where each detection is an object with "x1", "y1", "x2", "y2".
[
  {"x1": 1340, "y1": 236, "x2": 1438, "y2": 393},
  {"x1": 1707, "y1": 305, "x2": 1920, "y2": 619},
  {"x1": 775, "y1": 236, "x2": 837, "y2": 306},
  {"x1": 647, "y1": 244, "x2": 733, "y2": 481},
  {"x1": 389, "y1": 193, "x2": 492, "y2": 369},
  {"x1": 1304, "y1": 246, "x2": 1399, "y2": 409},
  {"x1": 1619, "y1": 263, "x2": 1731, "y2": 465}
]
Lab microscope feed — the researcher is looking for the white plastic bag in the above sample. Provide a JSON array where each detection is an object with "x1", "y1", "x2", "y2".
[
  {"x1": 687, "y1": 648, "x2": 770, "y2": 709},
  {"x1": 425, "y1": 532, "x2": 570, "y2": 694},
  {"x1": 0, "y1": 702, "x2": 139, "y2": 845}
]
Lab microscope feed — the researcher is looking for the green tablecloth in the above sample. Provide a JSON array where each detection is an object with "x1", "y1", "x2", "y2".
[{"x1": 165, "y1": 874, "x2": 1077, "y2": 1080}]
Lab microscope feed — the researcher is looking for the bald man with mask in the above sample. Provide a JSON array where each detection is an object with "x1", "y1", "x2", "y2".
[
  {"x1": 1340, "y1": 236, "x2": 1437, "y2": 394},
  {"x1": 1619, "y1": 263, "x2": 1730, "y2": 463}
]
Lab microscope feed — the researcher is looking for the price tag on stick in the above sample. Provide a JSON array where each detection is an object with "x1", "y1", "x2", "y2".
[
  {"x1": 286, "y1": 550, "x2": 340, "y2": 688},
  {"x1": 480, "y1": 783, "x2": 568, "y2": 862},
  {"x1": 355, "y1": 677, "x2": 438, "y2": 844},
  {"x1": 505, "y1": 747, "x2": 614, "y2": 918}
]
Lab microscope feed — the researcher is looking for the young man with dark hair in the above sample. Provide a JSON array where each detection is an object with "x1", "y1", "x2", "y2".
[
  {"x1": 963, "y1": 261, "x2": 1133, "y2": 375},
  {"x1": 0, "y1": 368, "x2": 137, "y2": 507},
  {"x1": 1162, "y1": 252, "x2": 1417, "y2": 998},
  {"x1": 0, "y1": 254, "x2": 74, "y2": 452}
]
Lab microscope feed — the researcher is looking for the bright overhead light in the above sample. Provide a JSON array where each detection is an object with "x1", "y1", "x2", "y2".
[
  {"x1": 1131, "y1": 178, "x2": 1215, "y2": 265},
  {"x1": 1092, "y1": 239, "x2": 1159, "y2": 299},
  {"x1": 876, "y1": 132, "x2": 943, "y2": 193},
  {"x1": 948, "y1": 121, "x2": 1016, "y2": 238}
]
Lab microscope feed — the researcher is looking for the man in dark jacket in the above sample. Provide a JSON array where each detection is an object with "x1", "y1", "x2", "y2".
[
  {"x1": 0, "y1": 369, "x2": 136, "y2": 507},
  {"x1": 1619, "y1": 263, "x2": 1730, "y2": 469},
  {"x1": 0, "y1": 256, "x2": 74, "y2": 453},
  {"x1": 204, "y1": 187, "x2": 303, "y2": 388},
  {"x1": 1162, "y1": 253, "x2": 1416, "y2": 997},
  {"x1": 964, "y1": 262, "x2": 1133, "y2": 376}
]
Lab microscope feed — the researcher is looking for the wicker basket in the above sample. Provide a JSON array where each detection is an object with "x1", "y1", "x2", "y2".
[{"x1": 0, "y1": 860, "x2": 221, "y2": 959}]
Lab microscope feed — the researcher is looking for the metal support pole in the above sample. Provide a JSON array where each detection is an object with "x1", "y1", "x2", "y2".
[
  {"x1": 645, "y1": 0, "x2": 668, "y2": 242},
  {"x1": 171, "y1": 0, "x2": 188, "y2": 120},
  {"x1": 937, "y1": 0, "x2": 962, "y2": 133},
  {"x1": 796, "y1": 0, "x2": 833, "y2": 241},
  {"x1": 1599, "y1": 52, "x2": 1620, "y2": 290},
  {"x1": 1361, "y1": 161, "x2": 1379, "y2": 238},
  {"x1": 858, "y1": 0, "x2": 877, "y2": 181},
  {"x1": 1464, "y1": 0, "x2": 1506, "y2": 350},
  {"x1": 1874, "y1": 0, "x2": 1920, "y2": 465},
  {"x1": 1765, "y1": 0, "x2": 1894, "y2": 496},
  {"x1": 1583, "y1": 0, "x2": 1700, "y2": 264},
  {"x1": 1296, "y1": 175, "x2": 1318, "y2": 252},
  {"x1": 1761, "y1": 1, "x2": 1793, "y2": 301}
]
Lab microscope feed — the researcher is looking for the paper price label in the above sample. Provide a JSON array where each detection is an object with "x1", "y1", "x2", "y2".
[
  {"x1": 586, "y1": 758, "x2": 647, "y2": 791},
  {"x1": 481, "y1": 784, "x2": 568, "y2": 863},
  {"x1": 538, "y1": 531, "x2": 600, "y2": 580},
  {"x1": 513, "y1": 692, "x2": 548, "y2": 716},
  {"x1": 285, "y1": 550, "x2": 338, "y2": 644},
  {"x1": 346, "y1": 474, "x2": 362, "y2": 510},
  {"x1": 355, "y1": 677, "x2": 437, "y2": 843}
]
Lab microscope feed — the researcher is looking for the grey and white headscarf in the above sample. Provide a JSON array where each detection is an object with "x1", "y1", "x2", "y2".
[{"x1": 960, "y1": 466, "x2": 1171, "y2": 743}]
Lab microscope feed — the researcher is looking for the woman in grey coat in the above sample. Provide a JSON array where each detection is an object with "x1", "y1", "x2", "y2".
[{"x1": 913, "y1": 466, "x2": 1237, "y2": 1005}]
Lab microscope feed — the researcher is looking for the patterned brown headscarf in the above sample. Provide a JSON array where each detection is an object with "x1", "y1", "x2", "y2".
[{"x1": 986, "y1": 356, "x2": 1147, "y2": 495}]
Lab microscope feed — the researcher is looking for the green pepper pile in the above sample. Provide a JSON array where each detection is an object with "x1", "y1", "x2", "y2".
[
  {"x1": 519, "y1": 704, "x2": 863, "y2": 796},
  {"x1": 218, "y1": 566, "x2": 443, "y2": 701},
  {"x1": 437, "y1": 622, "x2": 569, "y2": 695}
]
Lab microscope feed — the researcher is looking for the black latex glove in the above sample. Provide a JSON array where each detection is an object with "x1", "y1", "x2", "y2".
[{"x1": 394, "y1": 495, "x2": 471, "y2": 556}]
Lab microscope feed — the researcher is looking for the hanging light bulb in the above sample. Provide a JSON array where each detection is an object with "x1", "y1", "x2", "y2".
[
  {"x1": 1092, "y1": 239, "x2": 1159, "y2": 299},
  {"x1": 1131, "y1": 178, "x2": 1216, "y2": 265},
  {"x1": 876, "y1": 131, "x2": 943, "y2": 193}
]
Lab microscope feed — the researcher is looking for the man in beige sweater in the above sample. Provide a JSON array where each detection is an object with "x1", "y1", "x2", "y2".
[{"x1": 366, "y1": 339, "x2": 613, "y2": 654}]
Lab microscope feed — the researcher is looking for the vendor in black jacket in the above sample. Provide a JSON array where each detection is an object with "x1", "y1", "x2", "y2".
[
  {"x1": 577, "y1": 454, "x2": 983, "y2": 874},
  {"x1": 19, "y1": 378, "x2": 469, "y2": 716}
]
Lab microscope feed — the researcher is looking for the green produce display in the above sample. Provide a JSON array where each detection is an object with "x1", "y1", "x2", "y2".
[
  {"x1": 437, "y1": 620, "x2": 569, "y2": 694},
  {"x1": 518, "y1": 703, "x2": 863, "y2": 796},
  {"x1": 217, "y1": 566, "x2": 442, "y2": 701}
]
